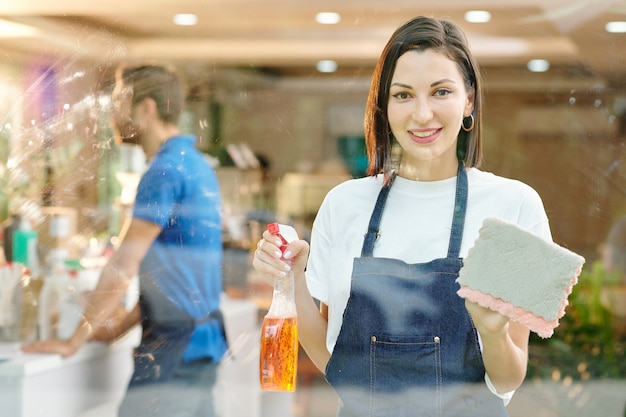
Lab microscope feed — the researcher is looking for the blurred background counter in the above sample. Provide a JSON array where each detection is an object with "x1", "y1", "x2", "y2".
[
  {"x1": 0, "y1": 329, "x2": 139, "y2": 417},
  {"x1": 0, "y1": 294, "x2": 282, "y2": 417}
]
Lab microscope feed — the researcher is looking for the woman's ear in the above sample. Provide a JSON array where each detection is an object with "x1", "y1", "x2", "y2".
[{"x1": 465, "y1": 87, "x2": 475, "y2": 117}]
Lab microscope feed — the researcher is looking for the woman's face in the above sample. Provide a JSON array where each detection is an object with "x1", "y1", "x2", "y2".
[{"x1": 387, "y1": 49, "x2": 474, "y2": 179}]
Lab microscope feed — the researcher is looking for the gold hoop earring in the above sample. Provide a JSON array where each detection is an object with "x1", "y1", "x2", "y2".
[{"x1": 462, "y1": 114, "x2": 475, "y2": 132}]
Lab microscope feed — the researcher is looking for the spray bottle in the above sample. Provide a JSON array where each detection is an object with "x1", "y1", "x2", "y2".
[{"x1": 259, "y1": 222, "x2": 299, "y2": 391}]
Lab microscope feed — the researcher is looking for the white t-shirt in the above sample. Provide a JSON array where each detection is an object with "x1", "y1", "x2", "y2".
[{"x1": 306, "y1": 168, "x2": 552, "y2": 403}]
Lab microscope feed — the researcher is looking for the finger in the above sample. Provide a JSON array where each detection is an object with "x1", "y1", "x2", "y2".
[
  {"x1": 253, "y1": 245, "x2": 289, "y2": 276},
  {"x1": 21, "y1": 341, "x2": 50, "y2": 353},
  {"x1": 259, "y1": 238, "x2": 283, "y2": 259},
  {"x1": 254, "y1": 240, "x2": 271, "y2": 260},
  {"x1": 254, "y1": 246, "x2": 281, "y2": 270},
  {"x1": 262, "y1": 230, "x2": 284, "y2": 248}
]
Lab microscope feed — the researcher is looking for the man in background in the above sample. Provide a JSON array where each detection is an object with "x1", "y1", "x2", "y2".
[{"x1": 23, "y1": 64, "x2": 227, "y2": 417}]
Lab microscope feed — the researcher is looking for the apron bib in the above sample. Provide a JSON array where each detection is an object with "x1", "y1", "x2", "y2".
[{"x1": 325, "y1": 163, "x2": 508, "y2": 417}]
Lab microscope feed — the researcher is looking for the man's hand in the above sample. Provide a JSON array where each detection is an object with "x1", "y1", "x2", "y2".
[{"x1": 21, "y1": 337, "x2": 81, "y2": 358}]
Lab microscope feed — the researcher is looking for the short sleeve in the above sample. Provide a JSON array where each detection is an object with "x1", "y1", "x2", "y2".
[{"x1": 133, "y1": 161, "x2": 182, "y2": 228}]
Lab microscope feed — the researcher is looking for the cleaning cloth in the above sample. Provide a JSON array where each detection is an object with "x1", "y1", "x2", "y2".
[{"x1": 456, "y1": 217, "x2": 585, "y2": 338}]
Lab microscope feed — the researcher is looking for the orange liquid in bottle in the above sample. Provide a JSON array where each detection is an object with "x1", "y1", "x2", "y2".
[{"x1": 259, "y1": 316, "x2": 298, "y2": 391}]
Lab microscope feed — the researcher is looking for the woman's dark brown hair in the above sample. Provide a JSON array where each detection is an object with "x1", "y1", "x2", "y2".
[{"x1": 364, "y1": 16, "x2": 483, "y2": 177}]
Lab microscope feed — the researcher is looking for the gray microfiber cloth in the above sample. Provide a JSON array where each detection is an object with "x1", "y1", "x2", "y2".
[{"x1": 456, "y1": 217, "x2": 585, "y2": 338}]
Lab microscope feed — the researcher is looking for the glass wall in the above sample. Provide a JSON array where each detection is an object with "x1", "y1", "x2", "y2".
[{"x1": 0, "y1": 4, "x2": 624, "y2": 417}]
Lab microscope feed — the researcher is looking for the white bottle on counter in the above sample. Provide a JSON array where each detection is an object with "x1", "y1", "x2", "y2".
[
  {"x1": 38, "y1": 248, "x2": 82, "y2": 340},
  {"x1": 57, "y1": 267, "x2": 83, "y2": 340}
]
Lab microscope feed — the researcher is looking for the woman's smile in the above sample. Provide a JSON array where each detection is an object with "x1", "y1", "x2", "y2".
[{"x1": 408, "y1": 128, "x2": 442, "y2": 144}]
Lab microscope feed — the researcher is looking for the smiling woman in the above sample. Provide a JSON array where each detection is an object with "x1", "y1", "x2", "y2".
[
  {"x1": 250, "y1": 15, "x2": 557, "y2": 417},
  {"x1": 0, "y1": 2, "x2": 625, "y2": 417},
  {"x1": 387, "y1": 49, "x2": 474, "y2": 179}
]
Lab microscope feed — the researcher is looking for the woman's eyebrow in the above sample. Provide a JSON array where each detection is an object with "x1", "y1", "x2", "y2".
[
  {"x1": 390, "y1": 82, "x2": 412, "y2": 89},
  {"x1": 431, "y1": 78, "x2": 456, "y2": 87},
  {"x1": 390, "y1": 78, "x2": 457, "y2": 89}
]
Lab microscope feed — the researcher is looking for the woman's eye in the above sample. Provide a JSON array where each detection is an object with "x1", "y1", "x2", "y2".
[
  {"x1": 392, "y1": 92, "x2": 410, "y2": 100},
  {"x1": 434, "y1": 89, "x2": 452, "y2": 97}
]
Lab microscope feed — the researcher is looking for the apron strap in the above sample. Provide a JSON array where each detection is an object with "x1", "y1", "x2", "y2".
[
  {"x1": 360, "y1": 161, "x2": 468, "y2": 259},
  {"x1": 447, "y1": 161, "x2": 468, "y2": 259},
  {"x1": 361, "y1": 172, "x2": 395, "y2": 257}
]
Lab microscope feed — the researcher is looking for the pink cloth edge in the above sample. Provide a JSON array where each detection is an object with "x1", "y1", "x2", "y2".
[{"x1": 457, "y1": 281, "x2": 575, "y2": 339}]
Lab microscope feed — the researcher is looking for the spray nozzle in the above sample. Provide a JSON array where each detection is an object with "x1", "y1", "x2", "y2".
[{"x1": 267, "y1": 223, "x2": 299, "y2": 255}]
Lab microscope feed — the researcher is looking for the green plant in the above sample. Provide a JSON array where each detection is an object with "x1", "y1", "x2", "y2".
[{"x1": 527, "y1": 260, "x2": 626, "y2": 380}]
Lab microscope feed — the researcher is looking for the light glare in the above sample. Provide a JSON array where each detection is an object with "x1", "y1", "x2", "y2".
[
  {"x1": 527, "y1": 59, "x2": 550, "y2": 72},
  {"x1": 464, "y1": 10, "x2": 491, "y2": 23},
  {"x1": 316, "y1": 12, "x2": 341, "y2": 25},
  {"x1": 316, "y1": 60, "x2": 338, "y2": 73},
  {"x1": 174, "y1": 14, "x2": 198, "y2": 26},
  {"x1": 0, "y1": 19, "x2": 40, "y2": 37},
  {"x1": 605, "y1": 21, "x2": 626, "y2": 33}
]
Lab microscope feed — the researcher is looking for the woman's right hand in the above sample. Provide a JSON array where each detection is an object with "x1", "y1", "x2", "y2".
[{"x1": 252, "y1": 230, "x2": 310, "y2": 285}]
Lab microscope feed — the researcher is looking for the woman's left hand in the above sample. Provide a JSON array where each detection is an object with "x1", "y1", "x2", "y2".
[{"x1": 464, "y1": 299, "x2": 510, "y2": 336}]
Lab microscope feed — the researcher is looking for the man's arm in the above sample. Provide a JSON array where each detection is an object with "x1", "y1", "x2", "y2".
[
  {"x1": 21, "y1": 218, "x2": 161, "y2": 357},
  {"x1": 91, "y1": 303, "x2": 141, "y2": 342}
]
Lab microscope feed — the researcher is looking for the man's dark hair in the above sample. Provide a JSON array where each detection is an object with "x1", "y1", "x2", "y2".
[{"x1": 119, "y1": 65, "x2": 186, "y2": 124}]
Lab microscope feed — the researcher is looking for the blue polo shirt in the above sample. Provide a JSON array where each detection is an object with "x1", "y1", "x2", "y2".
[{"x1": 133, "y1": 135, "x2": 227, "y2": 362}]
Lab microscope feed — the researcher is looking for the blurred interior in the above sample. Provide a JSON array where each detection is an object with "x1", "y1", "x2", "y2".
[{"x1": 0, "y1": 1, "x2": 625, "y2": 416}]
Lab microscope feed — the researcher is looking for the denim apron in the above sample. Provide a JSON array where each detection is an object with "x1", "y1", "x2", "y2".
[
  {"x1": 325, "y1": 163, "x2": 508, "y2": 417},
  {"x1": 118, "y1": 276, "x2": 227, "y2": 416},
  {"x1": 127, "y1": 275, "x2": 227, "y2": 387}
]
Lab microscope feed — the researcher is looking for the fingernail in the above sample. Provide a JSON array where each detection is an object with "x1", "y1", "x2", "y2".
[
  {"x1": 274, "y1": 239, "x2": 282, "y2": 246},
  {"x1": 283, "y1": 250, "x2": 292, "y2": 259},
  {"x1": 274, "y1": 250, "x2": 282, "y2": 258}
]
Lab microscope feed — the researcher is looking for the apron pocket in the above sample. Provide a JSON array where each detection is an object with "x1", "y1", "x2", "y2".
[{"x1": 370, "y1": 334, "x2": 441, "y2": 416}]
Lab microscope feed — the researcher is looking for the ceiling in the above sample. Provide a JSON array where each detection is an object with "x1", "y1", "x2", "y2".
[{"x1": 1, "y1": 0, "x2": 626, "y2": 88}]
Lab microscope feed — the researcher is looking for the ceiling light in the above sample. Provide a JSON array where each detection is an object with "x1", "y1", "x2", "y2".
[
  {"x1": 316, "y1": 60, "x2": 338, "y2": 73},
  {"x1": 605, "y1": 21, "x2": 626, "y2": 33},
  {"x1": 527, "y1": 59, "x2": 550, "y2": 72},
  {"x1": 464, "y1": 11, "x2": 491, "y2": 23},
  {"x1": 315, "y1": 12, "x2": 341, "y2": 25},
  {"x1": 173, "y1": 14, "x2": 198, "y2": 26}
]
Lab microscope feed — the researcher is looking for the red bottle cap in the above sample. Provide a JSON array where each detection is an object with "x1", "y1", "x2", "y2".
[{"x1": 268, "y1": 222, "x2": 289, "y2": 252}]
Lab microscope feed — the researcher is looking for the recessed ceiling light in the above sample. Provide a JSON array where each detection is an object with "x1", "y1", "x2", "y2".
[
  {"x1": 316, "y1": 60, "x2": 338, "y2": 73},
  {"x1": 464, "y1": 10, "x2": 491, "y2": 23},
  {"x1": 173, "y1": 14, "x2": 198, "y2": 26},
  {"x1": 527, "y1": 59, "x2": 550, "y2": 72},
  {"x1": 605, "y1": 21, "x2": 626, "y2": 33},
  {"x1": 315, "y1": 12, "x2": 341, "y2": 25}
]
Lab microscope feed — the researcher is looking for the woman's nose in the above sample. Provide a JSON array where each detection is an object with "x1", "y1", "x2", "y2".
[{"x1": 411, "y1": 98, "x2": 433, "y2": 123}]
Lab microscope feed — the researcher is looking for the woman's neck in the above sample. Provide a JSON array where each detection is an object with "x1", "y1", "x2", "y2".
[{"x1": 396, "y1": 158, "x2": 458, "y2": 181}]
